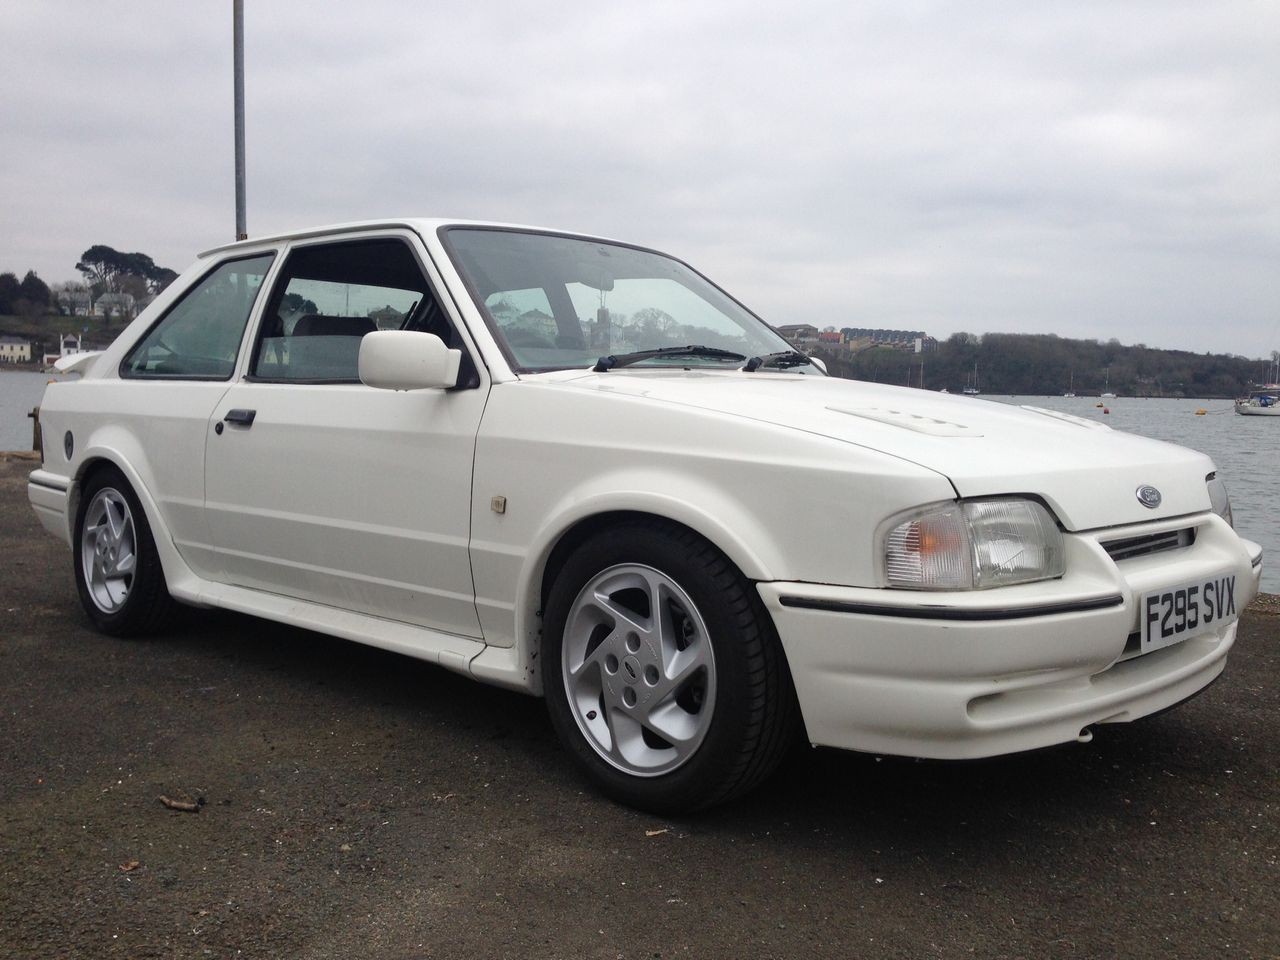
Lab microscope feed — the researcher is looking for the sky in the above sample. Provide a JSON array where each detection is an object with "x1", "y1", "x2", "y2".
[{"x1": 3, "y1": 1, "x2": 1278, "y2": 357}]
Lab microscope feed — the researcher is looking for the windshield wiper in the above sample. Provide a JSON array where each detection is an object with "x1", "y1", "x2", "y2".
[
  {"x1": 744, "y1": 350, "x2": 812, "y2": 372},
  {"x1": 593, "y1": 345, "x2": 747, "y2": 372}
]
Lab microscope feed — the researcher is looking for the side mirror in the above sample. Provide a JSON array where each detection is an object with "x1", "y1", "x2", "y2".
[
  {"x1": 359, "y1": 330, "x2": 461, "y2": 391},
  {"x1": 809, "y1": 356, "x2": 828, "y2": 374}
]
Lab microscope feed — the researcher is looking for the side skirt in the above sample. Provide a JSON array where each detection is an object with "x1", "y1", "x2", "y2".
[{"x1": 172, "y1": 579, "x2": 486, "y2": 678}]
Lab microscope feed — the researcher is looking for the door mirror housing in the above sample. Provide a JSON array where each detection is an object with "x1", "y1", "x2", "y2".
[{"x1": 359, "y1": 330, "x2": 461, "y2": 391}]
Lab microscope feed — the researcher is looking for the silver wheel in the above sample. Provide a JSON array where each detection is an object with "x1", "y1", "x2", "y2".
[
  {"x1": 561, "y1": 563, "x2": 717, "y2": 777},
  {"x1": 79, "y1": 487, "x2": 137, "y2": 614}
]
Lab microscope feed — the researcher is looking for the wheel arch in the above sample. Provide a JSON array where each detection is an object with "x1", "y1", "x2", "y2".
[
  {"x1": 68, "y1": 443, "x2": 200, "y2": 600},
  {"x1": 470, "y1": 489, "x2": 785, "y2": 697},
  {"x1": 530, "y1": 506, "x2": 803, "y2": 810}
]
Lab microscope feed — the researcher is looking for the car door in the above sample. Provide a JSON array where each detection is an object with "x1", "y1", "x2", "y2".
[
  {"x1": 113, "y1": 252, "x2": 277, "y2": 580},
  {"x1": 202, "y1": 234, "x2": 487, "y2": 638}
]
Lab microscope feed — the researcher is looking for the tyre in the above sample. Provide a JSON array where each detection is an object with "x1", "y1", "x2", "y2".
[
  {"x1": 73, "y1": 465, "x2": 178, "y2": 636},
  {"x1": 543, "y1": 519, "x2": 798, "y2": 813}
]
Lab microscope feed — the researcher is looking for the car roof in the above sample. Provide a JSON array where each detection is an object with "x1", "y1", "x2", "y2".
[{"x1": 198, "y1": 218, "x2": 620, "y2": 258}]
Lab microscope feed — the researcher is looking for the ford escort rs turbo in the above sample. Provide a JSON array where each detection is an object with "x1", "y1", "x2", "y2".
[{"x1": 28, "y1": 220, "x2": 1263, "y2": 811}]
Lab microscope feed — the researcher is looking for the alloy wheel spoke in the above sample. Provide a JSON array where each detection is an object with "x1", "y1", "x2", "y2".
[
  {"x1": 105, "y1": 498, "x2": 126, "y2": 544},
  {"x1": 642, "y1": 700, "x2": 702, "y2": 759},
  {"x1": 112, "y1": 550, "x2": 136, "y2": 577},
  {"x1": 604, "y1": 705, "x2": 645, "y2": 765},
  {"x1": 650, "y1": 580, "x2": 678, "y2": 652},
  {"x1": 569, "y1": 631, "x2": 606, "y2": 679},
  {"x1": 592, "y1": 592, "x2": 653, "y2": 642},
  {"x1": 651, "y1": 639, "x2": 711, "y2": 705}
]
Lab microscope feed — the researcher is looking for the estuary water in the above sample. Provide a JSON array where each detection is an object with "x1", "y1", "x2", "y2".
[
  {"x1": 0, "y1": 370, "x2": 76, "y2": 452},
  {"x1": 2, "y1": 371, "x2": 1274, "y2": 591}
]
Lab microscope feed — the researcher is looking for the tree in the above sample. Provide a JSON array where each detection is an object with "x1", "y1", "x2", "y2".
[
  {"x1": 148, "y1": 267, "x2": 178, "y2": 294},
  {"x1": 75, "y1": 243, "x2": 179, "y2": 316},
  {"x1": 282, "y1": 292, "x2": 318, "y2": 316},
  {"x1": 120, "y1": 273, "x2": 150, "y2": 304},
  {"x1": 631, "y1": 307, "x2": 679, "y2": 344},
  {"x1": 0, "y1": 272, "x2": 19, "y2": 314},
  {"x1": 19, "y1": 270, "x2": 50, "y2": 308},
  {"x1": 75, "y1": 244, "x2": 127, "y2": 296}
]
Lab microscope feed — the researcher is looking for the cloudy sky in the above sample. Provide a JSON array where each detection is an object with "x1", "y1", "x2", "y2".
[{"x1": 4, "y1": 1, "x2": 1278, "y2": 356}]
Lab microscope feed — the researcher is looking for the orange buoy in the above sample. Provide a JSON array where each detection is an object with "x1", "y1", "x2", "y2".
[{"x1": 1195, "y1": 408, "x2": 1207, "y2": 416}]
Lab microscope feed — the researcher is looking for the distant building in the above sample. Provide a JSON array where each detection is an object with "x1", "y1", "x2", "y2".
[
  {"x1": 56, "y1": 289, "x2": 152, "y2": 318},
  {"x1": 95, "y1": 292, "x2": 137, "y2": 320},
  {"x1": 776, "y1": 324, "x2": 820, "y2": 344},
  {"x1": 841, "y1": 328, "x2": 936, "y2": 353},
  {"x1": 58, "y1": 290, "x2": 95, "y2": 316},
  {"x1": 0, "y1": 336, "x2": 33, "y2": 363},
  {"x1": 42, "y1": 332, "x2": 93, "y2": 366},
  {"x1": 913, "y1": 336, "x2": 938, "y2": 353},
  {"x1": 817, "y1": 331, "x2": 843, "y2": 344}
]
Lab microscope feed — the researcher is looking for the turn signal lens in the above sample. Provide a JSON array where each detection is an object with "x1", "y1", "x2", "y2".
[
  {"x1": 885, "y1": 504, "x2": 972, "y2": 589},
  {"x1": 884, "y1": 499, "x2": 1065, "y2": 590}
]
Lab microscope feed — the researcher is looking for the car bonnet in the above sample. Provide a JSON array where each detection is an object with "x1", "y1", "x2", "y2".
[{"x1": 543, "y1": 370, "x2": 1215, "y2": 532}]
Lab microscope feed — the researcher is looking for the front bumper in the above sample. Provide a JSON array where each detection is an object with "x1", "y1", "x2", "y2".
[
  {"x1": 760, "y1": 512, "x2": 1262, "y2": 759},
  {"x1": 28, "y1": 468, "x2": 72, "y2": 545}
]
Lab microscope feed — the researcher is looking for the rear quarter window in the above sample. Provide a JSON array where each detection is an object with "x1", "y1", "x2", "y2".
[{"x1": 122, "y1": 254, "x2": 274, "y2": 380}]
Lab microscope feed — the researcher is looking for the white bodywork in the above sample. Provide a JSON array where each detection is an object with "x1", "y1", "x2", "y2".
[{"x1": 28, "y1": 218, "x2": 1264, "y2": 760}]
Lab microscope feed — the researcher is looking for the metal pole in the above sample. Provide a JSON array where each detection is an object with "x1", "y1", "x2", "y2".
[{"x1": 233, "y1": 0, "x2": 247, "y2": 240}]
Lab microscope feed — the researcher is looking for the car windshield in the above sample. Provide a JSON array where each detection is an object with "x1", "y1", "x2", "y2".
[{"x1": 442, "y1": 227, "x2": 814, "y2": 374}]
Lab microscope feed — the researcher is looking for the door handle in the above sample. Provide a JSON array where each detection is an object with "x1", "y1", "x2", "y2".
[{"x1": 223, "y1": 408, "x2": 257, "y2": 427}]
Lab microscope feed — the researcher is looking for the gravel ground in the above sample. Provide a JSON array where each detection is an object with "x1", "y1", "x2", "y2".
[{"x1": 1, "y1": 454, "x2": 1277, "y2": 959}]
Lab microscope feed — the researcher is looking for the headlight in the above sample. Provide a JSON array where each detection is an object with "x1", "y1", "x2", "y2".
[
  {"x1": 1206, "y1": 473, "x2": 1233, "y2": 527},
  {"x1": 883, "y1": 498, "x2": 1065, "y2": 590}
]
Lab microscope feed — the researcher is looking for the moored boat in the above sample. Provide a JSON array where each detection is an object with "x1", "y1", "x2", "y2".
[{"x1": 1235, "y1": 385, "x2": 1280, "y2": 416}]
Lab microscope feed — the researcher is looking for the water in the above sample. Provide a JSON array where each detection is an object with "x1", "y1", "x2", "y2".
[
  {"x1": 3, "y1": 374, "x2": 1274, "y2": 591},
  {"x1": 0, "y1": 370, "x2": 76, "y2": 452}
]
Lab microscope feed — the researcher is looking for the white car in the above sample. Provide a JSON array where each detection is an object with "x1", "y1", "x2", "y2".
[{"x1": 28, "y1": 219, "x2": 1263, "y2": 812}]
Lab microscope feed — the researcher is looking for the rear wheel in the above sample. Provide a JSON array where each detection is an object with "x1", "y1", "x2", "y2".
[
  {"x1": 543, "y1": 520, "x2": 798, "y2": 813},
  {"x1": 73, "y1": 466, "x2": 178, "y2": 636}
]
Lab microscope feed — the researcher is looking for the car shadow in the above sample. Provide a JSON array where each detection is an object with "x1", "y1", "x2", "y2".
[{"x1": 158, "y1": 606, "x2": 1241, "y2": 854}]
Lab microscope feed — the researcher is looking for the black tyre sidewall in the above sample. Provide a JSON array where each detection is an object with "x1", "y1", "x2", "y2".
[{"x1": 543, "y1": 524, "x2": 775, "y2": 813}]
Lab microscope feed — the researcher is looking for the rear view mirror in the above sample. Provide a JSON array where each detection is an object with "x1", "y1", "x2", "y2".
[{"x1": 359, "y1": 330, "x2": 461, "y2": 391}]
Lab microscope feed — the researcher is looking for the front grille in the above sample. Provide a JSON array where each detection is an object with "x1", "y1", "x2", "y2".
[{"x1": 1102, "y1": 527, "x2": 1195, "y2": 563}]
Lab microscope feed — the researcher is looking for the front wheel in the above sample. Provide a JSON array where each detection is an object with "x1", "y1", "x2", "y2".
[
  {"x1": 543, "y1": 520, "x2": 798, "y2": 813},
  {"x1": 73, "y1": 465, "x2": 178, "y2": 636}
]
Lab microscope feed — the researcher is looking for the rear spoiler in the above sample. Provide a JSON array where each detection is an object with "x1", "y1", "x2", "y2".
[{"x1": 53, "y1": 351, "x2": 103, "y2": 374}]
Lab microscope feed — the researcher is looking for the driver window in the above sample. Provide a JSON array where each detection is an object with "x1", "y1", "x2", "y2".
[{"x1": 252, "y1": 238, "x2": 453, "y2": 382}]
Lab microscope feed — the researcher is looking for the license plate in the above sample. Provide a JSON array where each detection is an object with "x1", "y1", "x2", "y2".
[{"x1": 1140, "y1": 573, "x2": 1237, "y2": 653}]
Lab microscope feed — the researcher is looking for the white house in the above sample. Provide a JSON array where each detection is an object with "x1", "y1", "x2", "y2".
[
  {"x1": 95, "y1": 292, "x2": 136, "y2": 319},
  {"x1": 42, "y1": 332, "x2": 92, "y2": 366},
  {"x1": 0, "y1": 336, "x2": 33, "y2": 364}
]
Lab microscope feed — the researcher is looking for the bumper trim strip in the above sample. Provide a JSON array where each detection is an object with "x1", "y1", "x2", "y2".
[
  {"x1": 778, "y1": 592, "x2": 1126, "y2": 621},
  {"x1": 28, "y1": 475, "x2": 69, "y2": 493}
]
